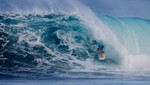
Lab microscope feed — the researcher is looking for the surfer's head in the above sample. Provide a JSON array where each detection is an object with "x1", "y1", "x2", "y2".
[{"x1": 92, "y1": 40, "x2": 96, "y2": 44}]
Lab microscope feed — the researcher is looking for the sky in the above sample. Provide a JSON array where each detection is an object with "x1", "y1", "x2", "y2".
[
  {"x1": 0, "y1": 0, "x2": 150, "y2": 19},
  {"x1": 81, "y1": 0, "x2": 150, "y2": 19}
]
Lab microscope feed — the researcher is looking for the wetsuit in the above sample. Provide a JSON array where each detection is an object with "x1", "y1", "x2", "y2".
[{"x1": 95, "y1": 41, "x2": 104, "y2": 53}]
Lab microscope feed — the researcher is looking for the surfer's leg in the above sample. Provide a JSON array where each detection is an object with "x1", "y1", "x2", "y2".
[
  {"x1": 101, "y1": 50, "x2": 104, "y2": 53},
  {"x1": 99, "y1": 46, "x2": 104, "y2": 53}
]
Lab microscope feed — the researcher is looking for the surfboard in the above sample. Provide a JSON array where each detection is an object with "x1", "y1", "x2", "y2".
[{"x1": 99, "y1": 52, "x2": 105, "y2": 60}]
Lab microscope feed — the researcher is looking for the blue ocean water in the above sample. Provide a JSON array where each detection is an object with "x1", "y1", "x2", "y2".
[
  {"x1": 1, "y1": 13, "x2": 150, "y2": 81},
  {"x1": 1, "y1": 80, "x2": 150, "y2": 85},
  {"x1": 0, "y1": 0, "x2": 150, "y2": 84}
]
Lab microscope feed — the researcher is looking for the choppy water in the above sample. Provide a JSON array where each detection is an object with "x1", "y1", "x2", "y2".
[{"x1": 0, "y1": 0, "x2": 150, "y2": 82}]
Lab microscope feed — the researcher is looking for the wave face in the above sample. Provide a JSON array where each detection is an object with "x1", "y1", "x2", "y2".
[
  {"x1": 100, "y1": 16, "x2": 150, "y2": 55},
  {"x1": 0, "y1": 14, "x2": 96, "y2": 78}
]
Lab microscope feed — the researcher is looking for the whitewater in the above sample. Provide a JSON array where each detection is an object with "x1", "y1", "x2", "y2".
[{"x1": 0, "y1": 0, "x2": 150, "y2": 81}]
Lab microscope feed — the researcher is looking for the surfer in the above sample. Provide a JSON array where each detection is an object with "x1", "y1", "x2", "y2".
[
  {"x1": 92, "y1": 40, "x2": 104, "y2": 53},
  {"x1": 92, "y1": 40, "x2": 105, "y2": 60}
]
